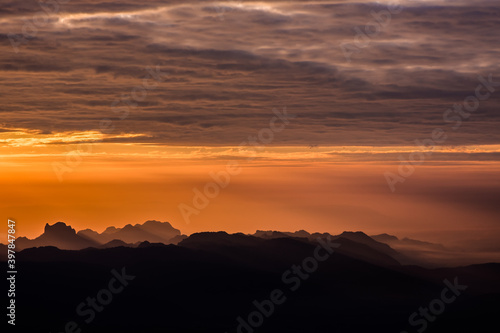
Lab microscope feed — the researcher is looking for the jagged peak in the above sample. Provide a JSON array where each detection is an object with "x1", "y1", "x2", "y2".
[
  {"x1": 44, "y1": 222, "x2": 76, "y2": 236},
  {"x1": 103, "y1": 226, "x2": 119, "y2": 234}
]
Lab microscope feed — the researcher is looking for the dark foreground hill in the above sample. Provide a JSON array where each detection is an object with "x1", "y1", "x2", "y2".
[{"x1": 6, "y1": 233, "x2": 500, "y2": 333}]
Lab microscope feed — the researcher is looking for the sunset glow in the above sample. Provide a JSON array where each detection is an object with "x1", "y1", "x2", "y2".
[{"x1": 1, "y1": 0, "x2": 499, "y2": 249}]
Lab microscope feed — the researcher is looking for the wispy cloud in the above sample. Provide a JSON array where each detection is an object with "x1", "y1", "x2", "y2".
[{"x1": 0, "y1": 128, "x2": 148, "y2": 147}]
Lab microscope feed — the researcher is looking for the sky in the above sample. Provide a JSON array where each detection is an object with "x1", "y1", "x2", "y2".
[{"x1": 1, "y1": 0, "x2": 499, "y2": 247}]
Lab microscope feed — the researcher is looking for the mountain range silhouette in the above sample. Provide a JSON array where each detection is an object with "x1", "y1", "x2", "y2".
[
  {"x1": 5, "y1": 221, "x2": 497, "y2": 267},
  {"x1": 10, "y1": 220, "x2": 185, "y2": 252},
  {"x1": 3, "y1": 221, "x2": 500, "y2": 332}
]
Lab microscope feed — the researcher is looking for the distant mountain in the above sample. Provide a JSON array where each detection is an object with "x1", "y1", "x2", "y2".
[
  {"x1": 7, "y1": 223, "x2": 498, "y2": 267},
  {"x1": 181, "y1": 231, "x2": 400, "y2": 268},
  {"x1": 181, "y1": 232, "x2": 265, "y2": 249},
  {"x1": 369, "y1": 233, "x2": 482, "y2": 267},
  {"x1": 10, "y1": 220, "x2": 184, "y2": 251},
  {"x1": 253, "y1": 229, "x2": 311, "y2": 240},
  {"x1": 371, "y1": 233, "x2": 446, "y2": 250},
  {"x1": 371, "y1": 233, "x2": 399, "y2": 243},
  {"x1": 169, "y1": 234, "x2": 188, "y2": 243},
  {"x1": 253, "y1": 230, "x2": 291, "y2": 239},
  {"x1": 77, "y1": 220, "x2": 183, "y2": 245},
  {"x1": 16, "y1": 222, "x2": 100, "y2": 251},
  {"x1": 332, "y1": 231, "x2": 398, "y2": 256},
  {"x1": 252, "y1": 230, "x2": 399, "y2": 266},
  {"x1": 98, "y1": 239, "x2": 134, "y2": 249},
  {"x1": 77, "y1": 228, "x2": 102, "y2": 242}
]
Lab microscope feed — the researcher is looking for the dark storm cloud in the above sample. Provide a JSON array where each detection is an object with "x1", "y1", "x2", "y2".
[{"x1": 1, "y1": 0, "x2": 500, "y2": 147}]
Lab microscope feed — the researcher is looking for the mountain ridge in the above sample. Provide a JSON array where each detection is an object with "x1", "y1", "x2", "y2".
[{"x1": 4, "y1": 222, "x2": 500, "y2": 267}]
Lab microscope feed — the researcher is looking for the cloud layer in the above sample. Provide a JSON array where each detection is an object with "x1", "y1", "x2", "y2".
[{"x1": 1, "y1": 0, "x2": 500, "y2": 150}]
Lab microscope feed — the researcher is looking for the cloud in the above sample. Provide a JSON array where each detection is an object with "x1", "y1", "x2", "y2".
[
  {"x1": 0, "y1": 127, "x2": 149, "y2": 147},
  {"x1": 0, "y1": 0, "x2": 499, "y2": 149}
]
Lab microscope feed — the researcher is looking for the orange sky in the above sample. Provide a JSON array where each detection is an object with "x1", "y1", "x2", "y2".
[{"x1": 2, "y1": 149, "x2": 499, "y2": 248}]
